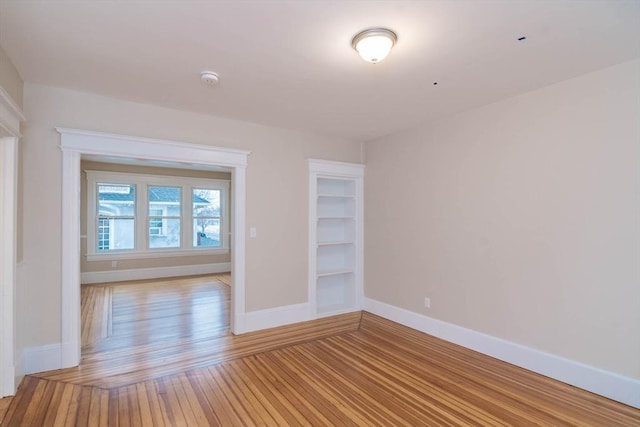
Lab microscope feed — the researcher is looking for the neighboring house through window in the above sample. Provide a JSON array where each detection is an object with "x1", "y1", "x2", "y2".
[
  {"x1": 97, "y1": 218, "x2": 110, "y2": 251},
  {"x1": 97, "y1": 183, "x2": 135, "y2": 251},
  {"x1": 148, "y1": 186, "x2": 181, "y2": 248},
  {"x1": 148, "y1": 209, "x2": 165, "y2": 236}
]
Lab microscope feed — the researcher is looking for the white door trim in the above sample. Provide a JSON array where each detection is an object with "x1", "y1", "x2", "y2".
[
  {"x1": 0, "y1": 86, "x2": 25, "y2": 396},
  {"x1": 0, "y1": 137, "x2": 18, "y2": 396},
  {"x1": 58, "y1": 128, "x2": 250, "y2": 368}
]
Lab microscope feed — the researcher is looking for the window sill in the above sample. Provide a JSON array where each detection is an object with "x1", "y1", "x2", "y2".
[{"x1": 85, "y1": 248, "x2": 229, "y2": 262}]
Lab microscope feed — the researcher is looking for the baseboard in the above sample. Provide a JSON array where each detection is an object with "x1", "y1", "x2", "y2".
[
  {"x1": 24, "y1": 343, "x2": 62, "y2": 375},
  {"x1": 60, "y1": 340, "x2": 80, "y2": 370},
  {"x1": 13, "y1": 349, "x2": 23, "y2": 395},
  {"x1": 238, "y1": 303, "x2": 311, "y2": 334},
  {"x1": 364, "y1": 298, "x2": 640, "y2": 409},
  {"x1": 81, "y1": 262, "x2": 231, "y2": 284},
  {"x1": 2, "y1": 364, "x2": 15, "y2": 397},
  {"x1": 11, "y1": 262, "x2": 25, "y2": 394}
]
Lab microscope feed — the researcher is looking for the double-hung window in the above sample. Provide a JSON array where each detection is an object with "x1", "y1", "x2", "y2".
[
  {"x1": 97, "y1": 184, "x2": 136, "y2": 251},
  {"x1": 148, "y1": 186, "x2": 181, "y2": 248},
  {"x1": 86, "y1": 170, "x2": 229, "y2": 260},
  {"x1": 193, "y1": 188, "x2": 221, "y2": 248}
]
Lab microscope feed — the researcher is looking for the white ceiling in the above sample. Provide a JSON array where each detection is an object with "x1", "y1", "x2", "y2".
[{"x1": 1, "y1": 0, "x2": 639, "y2": 142}]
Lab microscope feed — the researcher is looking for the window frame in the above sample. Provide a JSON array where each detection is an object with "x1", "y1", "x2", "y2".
[{"x1": 86, "y1": 170, "x2": 230, "y2": 261}]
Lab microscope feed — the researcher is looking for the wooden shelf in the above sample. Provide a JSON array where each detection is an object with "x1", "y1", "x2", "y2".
[
  {"x1": 316, "y1": 302, "x2": 357, "y2": 316},
  {"x1": 317, "y1": 216, "x2": 354, "y2": 220},
  {"x1": 317, "y1": 240, "x2": 353, "y2": 247},
  {"x1": 317, "y1": 194, "x2": 355, "y2": 199},
  {"x1": 317, "y1": 269, "x2": 353, "y2": 278}
]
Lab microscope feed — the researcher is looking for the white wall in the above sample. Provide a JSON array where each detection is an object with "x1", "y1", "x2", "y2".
[
  {"x1": 364, "y1": 59, "x2": 640, "y2": 380},
  {"x1": 19, "y1": 83, "x2": 361, "y2": 349}
]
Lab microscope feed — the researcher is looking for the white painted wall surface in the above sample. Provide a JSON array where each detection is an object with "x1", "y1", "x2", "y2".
[{"x1": 364, "y1": 59, "x2": 640, "y2": 380}]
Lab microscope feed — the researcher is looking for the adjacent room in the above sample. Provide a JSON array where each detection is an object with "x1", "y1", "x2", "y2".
[
  {"x1": 0, "y1": 0, "x2": 638, "y2": 425},
  {"x1": 78, "y1": 159, "x2": 234, "y2": 374}
]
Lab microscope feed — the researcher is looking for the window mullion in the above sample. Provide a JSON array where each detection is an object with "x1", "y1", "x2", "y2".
[
  {"x1": 138, "y1": 183, "x2": 147, "y2": 251},
  {"x1": 183, "y1": 185, "x2": 190, "y2": 250},
  {"x1": 222, "y1": 184, "x2": 229, "y2": 249},
  {"x1": 87, "y1": 178, "x2": 97, "y2": 255}
]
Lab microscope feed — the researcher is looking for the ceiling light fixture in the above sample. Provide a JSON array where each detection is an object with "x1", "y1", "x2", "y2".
[{"x1": 351, "y1": 28, "x2": 397, "y2": 64}]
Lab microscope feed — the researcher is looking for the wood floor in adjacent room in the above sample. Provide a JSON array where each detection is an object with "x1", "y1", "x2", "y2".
[{"x1": 2, "y1": 275, "x2": 639, "y2": 426}]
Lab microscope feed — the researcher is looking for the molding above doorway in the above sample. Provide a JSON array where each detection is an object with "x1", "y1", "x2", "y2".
[{"x1": 0, "y1": 87, "x2": 25, "y2": 137}]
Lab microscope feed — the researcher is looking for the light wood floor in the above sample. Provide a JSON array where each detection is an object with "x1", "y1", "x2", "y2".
[
  {"x1": 82, "y1": 274, "x2": 232, "y2": 354},
  {"x1": 0, "y1": 397, "x2": 11, "y2": 424},
  {"x1": 2, "y1": 275, "x2": 639, "y2": 426},
  {"x1": 33, "y1": 274, "x2": 359, "y2": 390}
]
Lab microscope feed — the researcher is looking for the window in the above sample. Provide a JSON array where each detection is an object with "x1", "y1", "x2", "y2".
[
  {"x1": 148, "y1": 186, "x2": 181, "y2": 248},
  {"x1": 86, "y1": 171, "x2": 229, "y2": 260},
  {"x1": 193, "y1": 188, "x2": 221, "y2": 248},
  {"x1": 97, "y1": 183, "x2": 135, "y2": 251}
]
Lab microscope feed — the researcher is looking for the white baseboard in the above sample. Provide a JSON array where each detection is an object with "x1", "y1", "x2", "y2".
[
  {"x1": 238, "y1": 303, "x2": 311, "y2": 334},
  {"x1": 364, "y1": 298, "x2": 640, "y2": 409},
  {"x1": 24, "y1": 343, "x2": 62, "y2": 375},
  {"x1": 81, "y1": 262, "x2": 231, "y2": 284},
  {"x1": 10, "y1": 262, "x2": 25, "y2": 395},
  {"x1": 61, "y1": 340, "x2": 80, "y2": 370},
  {"x1": 2, "y1": 364, "x2": 15, "y2": 397},
  {"x1": 13, "y1": 350, "x2": 23, "y2": 395}
]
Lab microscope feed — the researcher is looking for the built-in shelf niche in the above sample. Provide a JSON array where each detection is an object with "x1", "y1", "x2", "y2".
[{"x1": 309, "y1": 159, "x2": 364, "y2": 317}]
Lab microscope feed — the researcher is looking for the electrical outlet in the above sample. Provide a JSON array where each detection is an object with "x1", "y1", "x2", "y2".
[
  {"x1": 111, "y1": 260, "x2": 118, "y2": 268},
  {"x1": 424, "y1": 297, "x2": 431, "y2": 309}
]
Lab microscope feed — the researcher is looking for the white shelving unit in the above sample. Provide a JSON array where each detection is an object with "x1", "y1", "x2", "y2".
[{"x1": 309, "y1": 159, "x2": 364, "y2": 317}]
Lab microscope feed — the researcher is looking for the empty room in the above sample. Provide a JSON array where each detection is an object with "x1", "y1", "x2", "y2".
[{"x1": 0, "y1": 0, "x2": 638, "y2": 425}]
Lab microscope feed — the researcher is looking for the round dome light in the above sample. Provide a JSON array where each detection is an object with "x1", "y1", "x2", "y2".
[{"x1": 351, "y1": 28, "x2": 397, "y2": 64}]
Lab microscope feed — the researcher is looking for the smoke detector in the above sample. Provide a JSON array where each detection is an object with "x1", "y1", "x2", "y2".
[{"x1": 200, "y1": 71, "x2": 220, "y2": 85}]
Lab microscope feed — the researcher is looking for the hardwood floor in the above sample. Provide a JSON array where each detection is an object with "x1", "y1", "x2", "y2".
[
  {"x1": 0, "y1": 397, "x2": 11, "y2": 424},
  {"x1": 3, "y1": 275, "x2": 639, "y2": 426},
  {"x1": 81, "y1": 274, "x2": 231, "y2": 352},
  {"x1": 36, "y1": 274, "x2": 359, "y2": 389}
]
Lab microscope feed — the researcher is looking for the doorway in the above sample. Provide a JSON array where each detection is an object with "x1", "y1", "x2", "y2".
[{"x1": 59, "y1": 128, "x2": 249, "y2": 369}]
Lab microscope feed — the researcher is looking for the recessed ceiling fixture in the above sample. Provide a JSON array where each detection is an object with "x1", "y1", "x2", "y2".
[
  {"x1": 200, "y1": 71, "x2": 220, "y2": 85},
  {"x1": 351, "y1": 28, "x2": 397, "y2": 64}
]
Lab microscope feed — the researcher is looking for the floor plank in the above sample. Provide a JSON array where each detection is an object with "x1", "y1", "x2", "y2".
[
  {"x1": 6, "y1": 276, "x2": 638, "y2": 426},
  {"x1": 0, "y1": 396, "x2": 12, "y2": 424}
]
